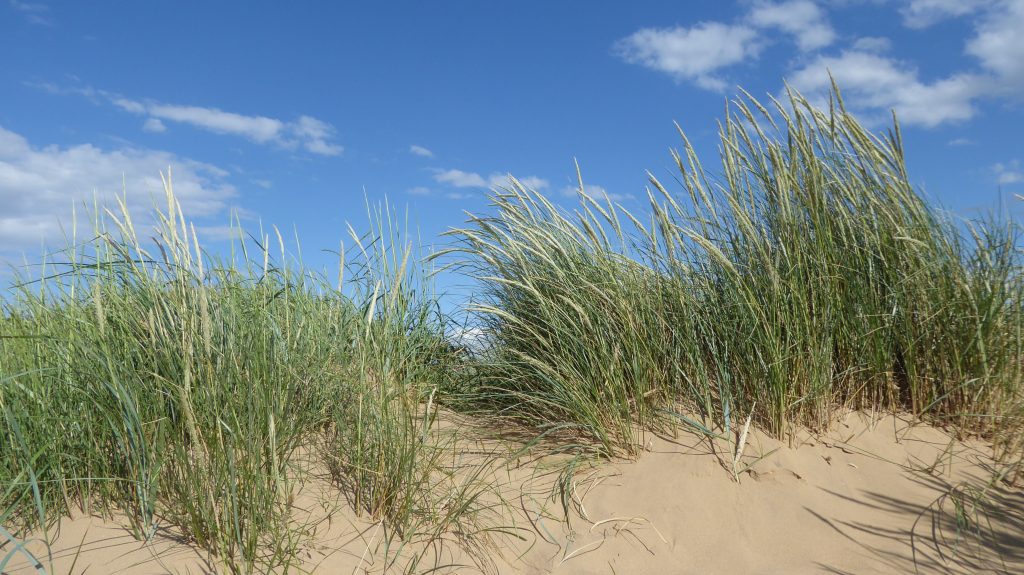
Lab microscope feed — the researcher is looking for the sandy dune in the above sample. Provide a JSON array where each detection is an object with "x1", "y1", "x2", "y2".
[{"x1": 4, "y1": 412, "x2": 1021, "y2": 574}]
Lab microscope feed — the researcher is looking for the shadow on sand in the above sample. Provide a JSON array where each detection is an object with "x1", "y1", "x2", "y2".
[{"x1": 810, "y1": 471, "x2": 1024, "y2": 574}]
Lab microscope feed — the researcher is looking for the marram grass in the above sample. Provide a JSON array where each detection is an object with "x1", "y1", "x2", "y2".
[
  {"x1": 1, "y1": 83, "x2": 1022, "y2": 574},
  {"x1": 441, "y1": 85, "x2": 1023, "y2": 471},
  {"x1": 0, "y1": 178, "x2": 493, "y2": 573}
]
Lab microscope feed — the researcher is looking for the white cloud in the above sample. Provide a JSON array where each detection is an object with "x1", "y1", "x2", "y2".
[
  {"x1": 966, "y1": 0, "x2": 1024, "y2": 94},
  {"x1": 786, "y1": 50, "x2": 984, "y2": 126},
  {"x1": 9, "y1": 0, "x2": 53, "y2": 26},
  {"x1": 194, "y1": 225, "x2": 242, "y2": 242},
  {"x1": 851, "y1": 36, "x2": 892, "y2": 53},
  {"x1": 291, "y1": 115, "x2": 343, "y2": 156},
  {"x1": 433, "y1": 169, "x2": 549, "y2": 190},
  {"x1": 407, "y1": 186, "x2": 431, "y2": 196},
  {"x1": 409, "y1": 145, "x2": 433, "y2": 157},
  {"x1": 302, "y1": 139, "x2": 343, "y2": 156},
  {"x1": 947, "y1": 137, "x2": 976, "y2": 146},
  {"x1": 994, "y1": 160, "x2": 1023, "y2": 185},
  {"x1": 787, "y1": 1, "x2": 1023, "y2": 128},
  {"x1": 561, "y1": 184, "x2": 635, "y2": 203},
  {"x1": 614, "y1": 0, "x2": 1021, "y2": 120},
  {"x1": 450, "y1": 325, "x2": 489, "y2": 353},
  {"x1": 615, "y1": 1, "x2": 838, "y2": 89},
  {"x1": 900, "y1": 0, "x2": 990, "y2": 28},
  {"x1": 486, "y1": 174, "x2": 514, "y2": 189},
  {"x1": 518, "y1": 176, "x2": 550, "y2": 190},
  {"x1": 0, "y1": 124, "x2": 236, "y2": 252},
  {"x1": 146, "y1": 103, "x2": 284, "y2": 143},
  {"x1": 142, "y1": 118, "x2": 166, "y2": 133},
  {"x1": 445, "y1": 191, "x2": 473, "y2": 200},
  {"x1": 139, "y1": 102, "x2": 342, "y2": 156},
  {"x1": 748, "y1": 1, "x2": 836, "y2": 51},
  {"x1": 252, "y1": 178, "x2": 273, "y2": 189},
  {"x1": 112, "y1": 97, "x2": 146, "y2": 114},
  {"x1": 614, "y1": 22, "x2": 762, "y2": 91},
  {"x1": 434, "y1": 169, "x2": 487, "y2": 188},
  {"x1": 40, "y1": 85, "x2": 344, "y2": 156}
]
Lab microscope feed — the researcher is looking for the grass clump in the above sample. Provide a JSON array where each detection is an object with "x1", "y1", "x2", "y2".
[
  {"x1": 0, "y1": 179, "x2": 487, "y2": 573},
  {"x1": 443, "y1": 85, "x2": 1023, "y2": 465},
  {"x1": 438, "y1": 184, "x2": 676, "y2": 456}
]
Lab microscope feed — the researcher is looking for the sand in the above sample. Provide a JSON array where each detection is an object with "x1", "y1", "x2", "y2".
[{"x1": 3, "y1": 412, "x2": 1021, "y2": 574}]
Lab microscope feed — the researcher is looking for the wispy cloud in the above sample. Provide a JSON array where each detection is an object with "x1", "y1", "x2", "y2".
[
  {"x1": 851, "y1": 36, "x2": 892, "y2": 53},
  {"x1": 900, "y1": 0, "x2": 990, "y2": 29},
  {"x1": 433, "y1": 169, "x2": 549, "y2": 191},
  {"x1": 35, "y1": 83, "x2": 344, "y2": 156},
  {"x1": 434, "y1": 169, "x2": 488, "y2": 188},
  {"x1": 111, "y1": 97, "x2": 145, "y2": 114},
  {"x1": 135, "y1": 100, "x2": 344, "y2": 156},
  {"x1": 143, "y1": 103, "x2": 284, "y2": 142},
  {"x1": 747, "y1": 0, "x2": 835, "y2": 51},
  {"x1": 9, "y1": 0, "x2": 53, "y2": 26},
  {"x1": 409, "y1": 145, "x2": 433, "y2": 157},
  {"x1": 193, "y1": 225, "x2": 243, "y2": 242},
  {"x1": 518, "y1": 176, "x2": 551, "y2": 190},
  {"x1": 142, "y1": 118, "x2": 166, "y2": 133},
  {"x1": 138, "y1": 103, "x2": 343, "y2": 155},
  {"x1": 290, "y1": 115, "x2": 343, "y2": 156},
  {"x1": 0, "y1": 124, "x2": 236, "y2": 252},
  {"x1": 561, "y1": 184, "x2": 635, "y2": 203},
  {"x1": 948, "y1": 137, "x2": 977, "y2": 146},
  {"x1": 404, "y1": 185, "x2": 472, "y2": 200},
  {"x1": 994, "y1": 160, "x2": 1023, "y2": 185}
]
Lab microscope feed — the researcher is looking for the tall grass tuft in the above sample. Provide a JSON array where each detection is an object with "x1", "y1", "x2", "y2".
[
  {"x1": 0, "y1": 176, "x2": 484, "y2": 572},
  {"x1": 437, "y1": 181, "x2": 676, "y2": 456},
  {"x1": 442, "y1": 85, "x2": 1023, "y2": 464}
]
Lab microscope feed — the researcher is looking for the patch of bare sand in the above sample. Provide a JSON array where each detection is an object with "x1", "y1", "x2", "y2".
[
  {"x1": 3, "y1": 412, "x2": 1021, "y2": 574},
  {"x1": 511, "y1": 412, "x2": 1023, "y2": 575}
]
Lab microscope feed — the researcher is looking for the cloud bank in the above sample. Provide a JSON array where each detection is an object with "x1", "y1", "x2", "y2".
[{"x1": 0, "y1": 125, "x2": 236, "y2": 253}]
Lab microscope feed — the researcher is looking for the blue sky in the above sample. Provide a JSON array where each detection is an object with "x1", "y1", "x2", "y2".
[{"x1": 2, "y1": 1, "x2": 1022, "y2": 289}]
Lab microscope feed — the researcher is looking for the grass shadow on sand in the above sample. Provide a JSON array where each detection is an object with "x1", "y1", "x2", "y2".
[{"x1": 810, "y1": 470, "x2": 1024, "y2": 574}]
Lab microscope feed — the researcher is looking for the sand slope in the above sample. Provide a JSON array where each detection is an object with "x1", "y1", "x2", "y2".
[
  {"x1": 511, "y1": 413, "x2": 1022, "y2": 575},
  {"x1": 3, "y1": 413, "x2": 1021, "y2": 574}
]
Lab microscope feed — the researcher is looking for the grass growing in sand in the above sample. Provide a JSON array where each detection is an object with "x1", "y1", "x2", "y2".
[
  {"x1": 1, "y1": 85, "x2": 1022, "y2": 573},
  {"x1": 440, "y1": 86, "x2": 1024, "y2": 472},
  {"x1": 0, "y1": 183, "x2": 498, "y2": 573}
]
